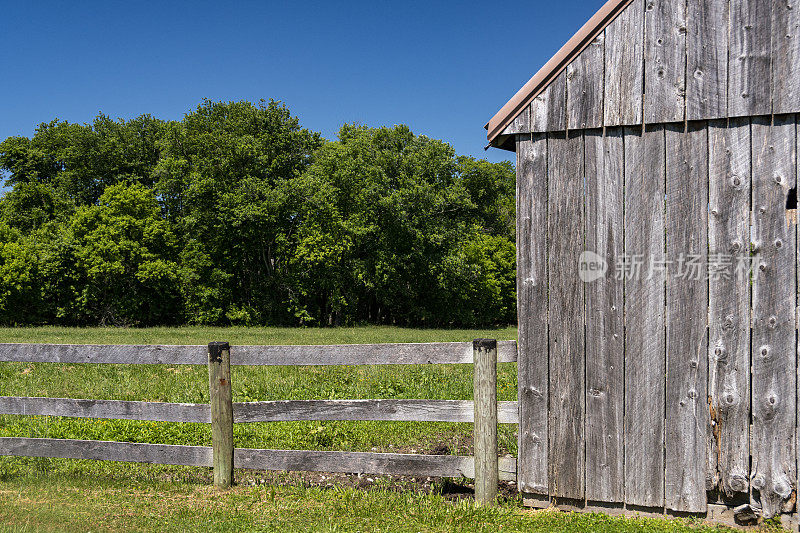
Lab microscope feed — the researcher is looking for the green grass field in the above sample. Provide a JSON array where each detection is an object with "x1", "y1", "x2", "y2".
[{"x1": 0, "y1": 327, "x2": 783, "y2": 532}]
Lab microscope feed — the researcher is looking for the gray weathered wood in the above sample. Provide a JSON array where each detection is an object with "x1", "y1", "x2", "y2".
[
  {"x1": 708, "y1": 118, "x2": 751, "y2": 499},
  {"x1": 624, "y1": 125, "x2": 666, "y2": 508},
  {"x1": 208, "y1": 342, "x2": 233, "y2": 488},
  {"x1": 0, "y1": 437, "x2": 212, "y2": 466},
  {"x1": 686, "y1": 0, "x2": 729, "y2": 120},
  {"x1": 0, "y1": 344, "x2": 207, "y2": 364},
  {"x1": 797, "y1": 113, "x2": 800, "y2": 523},
  {"x1": 729, "y1": 0, "x2": 772, "y2": 117},
  {"x1": 644, "y1": 0, "x2": 687, "y2": 123},
  {"x1": 516, "y1": 133, "x2": 549, "y2": 495},
  {"x1": 502, "y1": 107, "x2": 531, "y2": 136},
  {"x1": 233, "y1": 342, "x2": 518, "y2": 366},
  {"x1": 664, "y1": 123, "x2": 709, "y2": 513},
  {"x1": 566, "y1": 34, "x2": 605, "y2": 130},
  {"x1": 547, "y1": 130, "x2": 585, "y2": 500},
  {"x1": 604, "y1": 0, "x2": 644, "y2": 127},
  {"x1": 496, "y1": 0, "x2": 800, "y2": 134},
  {"x1": 0, "y1": 396, "x2": 210, "y2": 423},
  {"x1": 772, "y1": 0, "x2": 800, "y2": 114},
  {"x1": 531, "y1": 70, "x2": 567, "y2": 133},
  {"x1": 0, "y1": 396, "x2": 518, "y2": 424},
  {"x1": 0, "y1": 341, "x2": 518, "y2": 366},
  {"x1": 233, "y1": 399, "x2": 519, "y2": 424},
  {"x1": 234, "y1": 448, "x2": 517, "y2": 481},
  {"x1": 750, "y1": 116, "x2": 797, "y2": 519},
  {"x1": 473, "y1": 339, "x2": 498, "y2": 504},
  {"x1": 0, "y1": 437, "x2": 517, "y2": 481},
  {"x1": 584, "y1": 128, "x2": 624, "y2": 503}
]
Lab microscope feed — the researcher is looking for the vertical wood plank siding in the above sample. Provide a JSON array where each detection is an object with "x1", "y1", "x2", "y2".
[
  {"x1": 513, "y1": 0, "x2": 800, "y2": 519},
  {"x1": 797, "y1": 113, "x2": 800, "y2": 525},
  {"x1": 644, "y1": 0, "x2": 687, "y2": 124},
  {"x1": 516, "y1": 134, "x2": 550, "y2": 495},
  {"x1": 585, "y1": 128, "x2": 625, "y2": 503},
  {"x1": 512, "y1": 0, "x2": 800, "y2": 135},
  {"x1": 623, "y1": 125, "x2": 666, "y2": 507},
  {"x1": 771, "y1": 0, "x2": 800, "y2": 115},
  {"x1": 729, "y1": 0, "x2": 773, "y2": 117},
  {"x1": 531, "y1": 71, "x2": 567, "y2": 133},
  {"x1": 664, "y1": 123, "x2": 709, "y2": 513},
  {"x1": 516, "y1": 117, "x2": 800, "y2": 513},
  {"x1": 547, "y1": 131, "x2": 586, "y2": 500},
  {"x1": 708, "y1": 118, "x2": 751, "y2": 499},
  {"x1": 686, "y1": 0, "x2": 729, "y2": 120},
  {"x1": 604, "y1": 0, "x2": 645, "y2": 127},
  {"x1": 567, "y1": 35, "x2": 605, "y2": 130},
  {"x1": 750, "y1": 116, "x2": 797, "y2": 519},
  {"x1": 502, "y1": 106, "x2": 531, "y2": 136}
]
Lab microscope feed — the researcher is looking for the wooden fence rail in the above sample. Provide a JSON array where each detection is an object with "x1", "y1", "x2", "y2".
[
  {"x1": 0, "y1": 437, "x2": 517, "y2": 481},
  {"x1": 0, "y1": 341, "x2": 519, "y2": 365},
  {"x1": 0, "y1": 339, "x2": 516, "y2": 503},
  {"x1": 0, "y1": 397, "x2": 520, "y2": 424}
]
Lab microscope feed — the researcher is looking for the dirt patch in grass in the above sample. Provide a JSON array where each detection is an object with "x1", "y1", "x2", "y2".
[{"x1": 234, "y1": 469, "x2": 519, "y2": 501}]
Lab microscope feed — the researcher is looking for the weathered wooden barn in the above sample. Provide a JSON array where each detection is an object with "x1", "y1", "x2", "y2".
[{"x1": 487, "y1": 0, "x2": 800, "y2": 521}]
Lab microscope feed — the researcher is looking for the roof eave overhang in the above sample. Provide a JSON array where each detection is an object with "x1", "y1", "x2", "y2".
[{"x1": 485, "y1": 0, "x2": 634, "y2": 148}]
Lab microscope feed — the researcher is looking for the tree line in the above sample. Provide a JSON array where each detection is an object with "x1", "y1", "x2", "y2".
[{"x1": 0, "y1": 99, "x2": 516, "y2": 327}]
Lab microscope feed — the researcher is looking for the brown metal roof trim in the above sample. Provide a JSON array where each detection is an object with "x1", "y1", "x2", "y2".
[{"x1": 486, "y1": 0, "x2": 635, "y2": 145}]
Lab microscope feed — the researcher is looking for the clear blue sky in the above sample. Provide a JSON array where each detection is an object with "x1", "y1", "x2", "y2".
[{"x1": 1, "y1": 0, "x2": 605, "y2": 166}]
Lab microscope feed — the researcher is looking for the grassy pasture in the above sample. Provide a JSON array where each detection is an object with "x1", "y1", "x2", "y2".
[
  {"x1": 0, "y1": 326, "x2": 519, "y2": 456},
  {"x1": 0, "y1": 326, "x2": 782, "y2": 531},
  {"x1": 0, "y1": 476, "x2": 757, "y2": 533}
]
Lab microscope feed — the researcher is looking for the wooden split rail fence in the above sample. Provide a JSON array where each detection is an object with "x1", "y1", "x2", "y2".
[{"x1": 0, "y1": 339, "x2": 518, "y2": 504}]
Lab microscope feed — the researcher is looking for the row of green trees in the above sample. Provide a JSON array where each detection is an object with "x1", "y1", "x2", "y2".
[{"x1": 0, "y1": 100, "x2": 516, "y2": 327}]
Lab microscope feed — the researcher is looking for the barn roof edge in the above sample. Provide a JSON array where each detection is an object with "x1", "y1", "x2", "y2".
[{"x1": 485, "y1": 0, "x2": 634, "y2": 147}]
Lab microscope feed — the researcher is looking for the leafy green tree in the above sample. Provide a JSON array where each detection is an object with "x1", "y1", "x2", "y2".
[
  {"x1": 68, "y1": 182, "x2": 182, "y2": 325},
  {"x1": 457, "y1": 156, "x2": 516, "y2": 240},
  {"x1": 0, "y1": 115, "x2": 164, "y2": 205},
  {"x1": 0, "y1": 131, "x2": 62, "y2": 184},
  {"x1": 436, "y1": 230, "x2": 517, "y2": 325},
  {"x1": 0, "y1": 224, "x2": 42, "y2": 324},
  {"x1": 0, "y1": 220, "x2": 73, "y2": 325},
  {"x1": 0, "y1": 182, "x2": 73, "y2": 233},
  {"x1": 155, "y1": 99, "x2": 324, "y2": 324},
  {"x1": 0, "y1": 101, "x2": 517, "y2": 327},
  {"x1": 298, "y1": 124, "x2": 516, "y2": 326}
]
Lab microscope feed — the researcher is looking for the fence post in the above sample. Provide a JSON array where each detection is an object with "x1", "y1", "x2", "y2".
[
  {"x1": 473, "y1": 338, "x2": 498, "y2": 505},
  {"x1": 208, "y1": 341, "x2": 233, "y2": 488}
]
